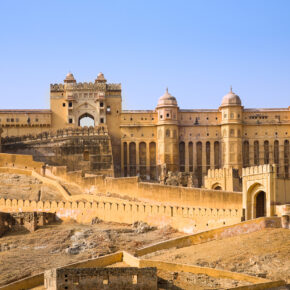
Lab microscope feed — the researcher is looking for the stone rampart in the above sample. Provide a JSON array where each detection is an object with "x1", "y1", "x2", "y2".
[{"x1": 0, "y1": 197, "x2": 243, "y2": 233}]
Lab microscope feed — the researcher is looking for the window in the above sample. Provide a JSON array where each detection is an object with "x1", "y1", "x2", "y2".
[
  {"x1": 230, "y1": 113, "x2": 234, "y2": 118},
  {"x1": 224, "y1": 114, "x2": 227, "y2": 118},
  {"x1": 11, "y1": 118, "x2": 14, "y2": 122},
  {"x1": 63, "y1": 103, "x2": 66, "y2": 107},
  {"x1": 100, "y1": 102, "x2": 104, "y2": 107},
  {"x1": 100, "y1": 118, "x2": 104, "y2": 123},
  {"x1": 69, "y1": 102, "x2": 72, "y2": 107},
  {"x1": 106, "y1": 106, "x2": 111, "y2": 112},
  {"x1": 16, "y1": 118, "x2": 19, "y2": 122},
  {"x1": 6, "y1": 118, "x2": 10, "y2": 122},
  {"x1": 132, "y1": 275, "x2": 137, "y2": 284},
  {"x1": 35, "y1": 118, "x2": 38, "y2": 122},
  {"x1": 83, "y1": 150, "x2": 89, "y2": 161},
  {"x1": 166, "y1": 113, "x2": 170, "y2": 118},
  {"x1": 160, "y1": 115, "x2": 163, "y2": 119},
  {"x1": 69, "y1": 118, "x2": 73, "y2": 124}
]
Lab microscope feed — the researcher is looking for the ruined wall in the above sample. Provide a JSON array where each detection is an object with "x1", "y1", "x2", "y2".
[
  {"x1": 44, "y1": 267, "x2": 157, "y2": 290},
  {"x1": 0, "y1": 212, "x2": 56, "y2": 237},
  {"x1": 1, "y1": 127, "x2": 114, "y2": 176}
]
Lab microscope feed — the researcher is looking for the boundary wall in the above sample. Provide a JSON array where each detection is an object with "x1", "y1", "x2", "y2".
[
  {"x1": 0, "y1": 196, "x2": 243, "y2": 233},
  {"x1": 0, "y1": 153, "x2": 243, "y2": 210},
  {"x1": 135, "y1": 217, "x2": 282, "y2": 257}
]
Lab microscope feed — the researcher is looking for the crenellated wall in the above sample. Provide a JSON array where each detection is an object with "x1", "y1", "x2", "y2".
[
  {"x1": 204, "y1": 167, "x2": 241, "y2": 192},
  {"x1": 0, "y1": 197, "x2": 243, "y2": 233}
]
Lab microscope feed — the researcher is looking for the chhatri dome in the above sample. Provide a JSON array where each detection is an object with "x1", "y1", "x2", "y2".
[
  {"x1": 157, "y1": 88, "x2": 178, "y2": 107},
  {"x1": 221, "y1": 87, "x2": 242, "y2": 107},
  {"x1": 96, "y1": 72, "x2": 106, "y2": 82},
  {"x1": 64, "y1": 72, "x2": 76, "y2": 83}
]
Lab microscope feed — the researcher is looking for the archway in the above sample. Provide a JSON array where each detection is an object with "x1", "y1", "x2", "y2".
[
  {"x1": 212, "y1": 183, "x2": 222, "y2": 190},
  {"x1": 256, "y1": 191, "x2": 266, "y2": 218},
  {"x1": 78, "y1": 113, "x2": 95, "y2": 127}
]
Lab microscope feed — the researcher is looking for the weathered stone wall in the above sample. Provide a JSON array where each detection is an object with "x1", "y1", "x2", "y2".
[
  {"x1": 44, "y1": 267, "x2": 157, "y2": 290},
  {"x1": 0, "y1": 212, "x2": 56, "y2": 237},
  {"x1": 1, "y1": 127, "x2": 114, "y2": 176},
  {"x1": 0, "y1": 197, "x2": 243, "y2": 233}
]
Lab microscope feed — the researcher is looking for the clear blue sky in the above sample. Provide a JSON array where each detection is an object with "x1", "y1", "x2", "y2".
[{"x1": 0, "y1": 0, "x2": 289, "y2": 110}]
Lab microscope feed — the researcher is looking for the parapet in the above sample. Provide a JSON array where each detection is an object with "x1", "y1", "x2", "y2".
[
  {"x1": 50, "y1": 82, "x2": 121, "y2": 92},
  {"x1": 242, "y1": 164, "x2": 277, "y2": 177}
]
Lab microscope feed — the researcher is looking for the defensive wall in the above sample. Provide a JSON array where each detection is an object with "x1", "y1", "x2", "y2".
[
  {"x1": 204, "y1": 167, "x2": 242, "y2": 192},
  {"x1": 0, "y1": 218, "x2": 286, "y2": 290},
  {"x1": 0, "y1": 197, "x2": 243, "y2": 233}
]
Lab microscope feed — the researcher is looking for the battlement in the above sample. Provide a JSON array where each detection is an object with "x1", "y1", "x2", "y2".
[
  {"x1": 242, "y1": 164, "x2": 277, "y2": 177},
  {"x1": 0, "y1": 196, "x2": 243, "y2": 233},
  {"x1": 207, "y1": 167, "x2": 239, "y2": 179},
  {"x1": 50, "y1": 82, "x2": 121, "y2": 92}
]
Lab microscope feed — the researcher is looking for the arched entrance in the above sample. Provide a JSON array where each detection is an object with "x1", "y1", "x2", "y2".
[
  {"x1": 78, "y1": 113, "x2": 95, "y2": 127},
  {"x1": 256, "y1": 191, "x2": 266, "y2": 218}
]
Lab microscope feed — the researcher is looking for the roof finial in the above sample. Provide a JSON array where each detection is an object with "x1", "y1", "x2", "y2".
[
  {"x1": 230, "y1": 85, "x2": 233, "y2": 93},
  {"x1": 166, "y1": 87, "x2": 168, "y2": 93}
]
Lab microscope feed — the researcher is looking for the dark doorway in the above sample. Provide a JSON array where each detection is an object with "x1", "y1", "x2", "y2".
[{"x1": 256, "y1": 191, "x2": 266, "y2": 218}]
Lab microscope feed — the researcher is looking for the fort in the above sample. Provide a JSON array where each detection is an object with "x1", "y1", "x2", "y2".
[{"x1": 0, "y1": 73, "x2": 289, "y2": 289}]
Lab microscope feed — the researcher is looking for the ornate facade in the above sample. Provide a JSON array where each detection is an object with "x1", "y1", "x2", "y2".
[{"x1": 0, "y1": 73, "x2": 289, "y2": 186}]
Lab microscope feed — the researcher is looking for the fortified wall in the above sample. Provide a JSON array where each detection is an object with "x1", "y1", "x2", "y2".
[
  {"x1": 204, "y1": 167, "x2": 242, "y2": 192},
  {"x1": 1, "y1": 126, "x2": 114, "y2": 176}
]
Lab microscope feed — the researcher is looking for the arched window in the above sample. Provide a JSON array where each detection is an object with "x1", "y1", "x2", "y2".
[
  {"x1": 214, "y1": 141, "x2": 220, "y2": 169},
  {"x1": 179, "y1": 142, "x2": 185, "y2": 172},
  {"x1": 206, "y1": 141, "x2": 210, "y2": 171},
  {"x1": 196, "y1": 142, "x2": 202, "y2": 187},
  {"x1": 166, "y1": 129, "x2": 170, "y2": 138},
  {"x1": 243, "y1": 141, "x2": 249, "y2": 167},
  {"x1": 274, "y1": 140, "x2": 279, "y2": 164},
  {"x1": 188, "y1": 142, "x2": 193, "y2": 172},
  {"x1": 123, "y1": 142, "x2": 128, "y2": 177},
  {"x1": 149, "y1": 142, "x2": 156, "y2": 180},
  {"x1": 254, "y1": 141, "x2": 259, "y2": 165},
  {"x1": 129, "y1": 142, "x2": 136, "y2": 176},
  {"x1": 264, "y1": 141, "x2": 269, "y2": 164},
  {"x1": 284, "y1": 140, "x2": 289, "y2": 178},
  {"x1": 139, "y1": 142, "x2": 146, "y2": 179}
]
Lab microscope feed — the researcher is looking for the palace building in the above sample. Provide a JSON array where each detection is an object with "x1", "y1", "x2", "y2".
[{"x1": 0, "y1": 73, "x2": 289, "y2": 186}]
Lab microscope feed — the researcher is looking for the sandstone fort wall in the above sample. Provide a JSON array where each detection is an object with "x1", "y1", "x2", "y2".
[{"x1": 0, "y1": 196, "x2": 243, "y2": 233}]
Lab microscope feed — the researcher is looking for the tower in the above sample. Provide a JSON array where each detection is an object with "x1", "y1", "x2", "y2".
[
  {"x1": 220, "y1": 87, "x2": 243, "y2": 173},
  {"x1": 156, "y1": 88, "x2": 179, "y2": 173}
]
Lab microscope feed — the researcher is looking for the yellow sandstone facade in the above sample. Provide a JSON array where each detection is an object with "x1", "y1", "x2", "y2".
[{"x1": 0, "y1": 73, "x2": 289, "y2": 186}]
